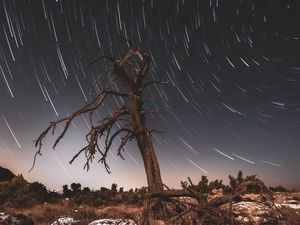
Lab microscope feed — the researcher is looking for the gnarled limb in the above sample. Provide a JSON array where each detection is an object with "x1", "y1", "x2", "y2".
[
  {"x1": 89, "y1": 69, "x2": 116, "y2": 95},
  {"x1": 30, "y1": 92, "x2": 129, "y2": 172}
]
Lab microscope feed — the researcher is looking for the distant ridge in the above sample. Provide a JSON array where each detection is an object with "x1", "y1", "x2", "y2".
[{"x1": 0, "y1": 166, "x2": 15, "y2": 182}]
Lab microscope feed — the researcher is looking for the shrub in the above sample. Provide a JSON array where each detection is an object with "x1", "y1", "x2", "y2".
[
  {"x1": 0, "y1": 175, "x2": 59, "y2": 208},
  {"x1": 269, "y1": 185, "x2": 288, "y2": 192}
]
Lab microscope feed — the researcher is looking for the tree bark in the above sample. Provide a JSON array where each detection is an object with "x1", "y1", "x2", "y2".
[
  {"x1": 129, "y1": 91, "x2": 163, "y2": 192},
  {"x1": 129, "y1": 91, "x2": 168, "y2": 223},
  {"x1": 136, "y1": 130, "x2": 163, "y2": 191}
]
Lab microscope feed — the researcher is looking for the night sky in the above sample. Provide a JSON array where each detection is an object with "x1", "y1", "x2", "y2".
[{"x1": 0, "y1": 0, "x2": 299, "y2": 191}]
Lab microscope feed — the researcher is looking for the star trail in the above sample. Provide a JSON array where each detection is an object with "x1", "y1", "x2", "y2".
[{"x1": 0, "y1": 0, "x2": 299, "y2": 191}]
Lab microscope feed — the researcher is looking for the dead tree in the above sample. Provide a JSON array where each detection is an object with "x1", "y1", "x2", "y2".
[{"x1": 31, "y1": 49, "x2": 167, "y2": 193}]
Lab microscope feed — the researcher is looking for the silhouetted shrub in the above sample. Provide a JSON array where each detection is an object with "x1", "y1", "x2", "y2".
[
  {"x1": 237, "y1": 170, "x2": 243, "y2": 184},
  {"x1": 71, "y1": 183, "x2": 82, "y2": 193},
  {"x1": 82, "y1": 187, "x2": 91, "y2": 193},
  {"x1": 0, "y1": 175, "x2": 59, "y2": 208},
  {"x1": 270, "y1": 185, "x2": 288, "y2": 192},
  {"x1": 229, "y1": 175, "x2": 238, "y2": 190},
  {"x1": 111, "y1": 183, "x2": 118, "y2": 193},
  {"x1": 63, "y1": 184, "x2": 71, "y2": 197},
  {"x1": 208, "y1": 179, "x2": 224, "y2": 193},
  {"x1": 222, "y1": 185, "x2": 232, "y2": 194},
  {"x1": 28, "y1": 181, "x2": 48, "y2": 202},
  {"x1": 197, "y1": 176, "x2": 209, "y2": 193}
]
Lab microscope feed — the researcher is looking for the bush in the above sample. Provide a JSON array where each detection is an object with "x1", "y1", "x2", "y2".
[
  {"x1": 269, "y1": 185, "x2": 288, "y2": 192},
  {"x1": 0, "y1": 175, "x2": 59, "y2": 208}
]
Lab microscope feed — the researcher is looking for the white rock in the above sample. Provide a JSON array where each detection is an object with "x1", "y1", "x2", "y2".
[
  {"x1": 275, "y1": 203, "x2": 300, "y2": 209},
  {"x1": 51, "y1": 217, "x2": 78, "y2": 225},
  {"x1": 233, "y1": 201, "x2": 275, "y2": 224},
  {"x1": 89, "y1": 218, "x2": 137, "y2": 225},
  {"x1": 0, "y1": 212, "x2": 9, "y2": 221}
]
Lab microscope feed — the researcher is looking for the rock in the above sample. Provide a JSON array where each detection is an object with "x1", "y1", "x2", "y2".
[
  {"x1": 272, "y1": 192, "x2": 300, "y2": 210},
  {"x1": 233, "y1": 201, "x2": 278, "y2": 225},
  {"x1": 88, "y1": 218, "x2": 137, "y2": 225},
  {"x1": 0, "y1": 212, "x2": 9, "y2": 221},
  {"x1": 50, "y1": 217, "x2": 78, "y2": 225},
  {"x1": 233, "y1": 200, "x2": 300, "y2": 224},
  {"x1": 0, "y1": 212, "x2": 34, "y2": 225},
  {"x1": 0, "y1": 212, "x2": 7, "y2": 217},
  {"x1": 275, "y1": 202, "x2": 300, "y2": 209}
]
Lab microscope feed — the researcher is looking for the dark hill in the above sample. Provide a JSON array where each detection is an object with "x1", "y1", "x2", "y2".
[{"x1": 0, "y1": 166, "x2": 15, "y2": 182}]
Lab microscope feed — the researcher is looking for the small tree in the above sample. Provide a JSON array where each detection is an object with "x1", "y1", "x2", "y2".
[
  {"x1": 237, "y1": 170, "x2": 243, "y2": 184},
  {"x1": 229, "y1": 175, "x2": 238, "y2": 189},
  {"x1": 62, "y1": 184, "x2": 71, "y2": 197},
  {"x1": 111, "y1": 183, "x2": 118, "y2": 193},
  {"x1": 269, "y1": 185, "x2": 288, "y2": 192},
  {"x1": 28, "y1": 182, "x2": 48, "y2": 201},
  {"x1": 70, "y1": 183, "x2": 82, "y2": 193},
  {"x1": 208, "y1": 179, "x2": 224, "y2": 192},
  {"x1": 229, "y1": 170, "x2": 244, "y2": 190},
  {"x1": 82, "y1": 187, "x2": 91, "y2": 193},
  {"x1": 197, "y1": 175, "x2": 209, "y2": 193}
]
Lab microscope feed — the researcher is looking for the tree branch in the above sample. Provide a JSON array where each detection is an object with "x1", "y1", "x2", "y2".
[
  {"x1": 69, "y1": 106, "x2": 130, "y2": 172},
  {"x1": 84, "y1": 55, "x2": 115, "y2": 71},
  {"x1": 89, "y1": 69, "x2": 116, "y2": 95},
  {"x1": 30, "y1": 91, "x2": 128, "y2": 172},
  {"x1": 142, "y1": 80, "x2": 169, "y2": 90}
]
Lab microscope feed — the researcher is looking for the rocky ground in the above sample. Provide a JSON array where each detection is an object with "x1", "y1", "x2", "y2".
[
  {"x1": 50, "y1": 217, "x2": 137, "y2": 225},
  {"x1": 225, "y1": 191, "x2": 300, "y2": 225},
  {"x1": 1, "y1": 191, "x2": 300, "y2": 225}
]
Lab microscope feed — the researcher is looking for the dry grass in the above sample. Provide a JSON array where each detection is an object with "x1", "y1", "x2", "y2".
[
  {"x1": 5, "y1": 199, "x2": 69, "y2": 225},
  {"x1": 95, "y1": 204, "x2": 142, "y2": 221},
  {"x1": 3, "y1": 200, "x2": 142, "y2": 225}
]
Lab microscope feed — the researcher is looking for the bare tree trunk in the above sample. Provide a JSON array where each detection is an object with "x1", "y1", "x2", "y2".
[
  {"x1": 136, "y1": 130, "x2": 163, "y2": 192},
  {"x1": 129, "y1": 92, "x2": 168, "y2": 222},
  {"x1": 129, "y1": 92, "x2": 163, "y2": 192},
  {"x1": 137, "y1": 130, "x2": 169, "y2": 222}
]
